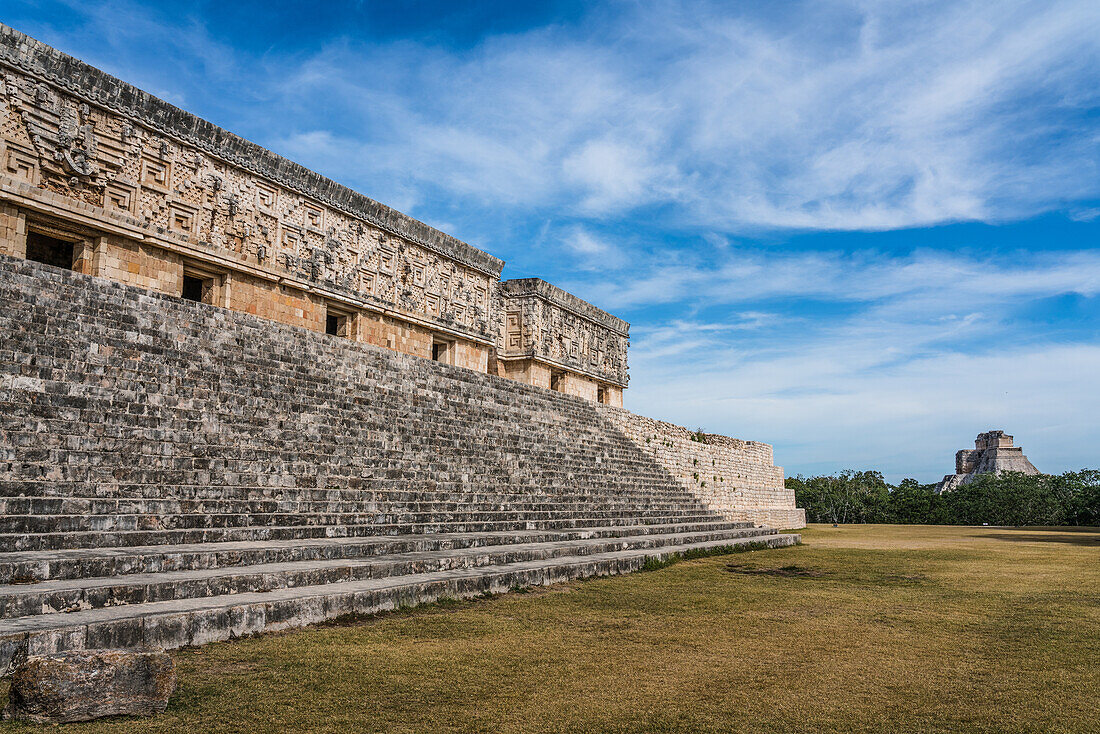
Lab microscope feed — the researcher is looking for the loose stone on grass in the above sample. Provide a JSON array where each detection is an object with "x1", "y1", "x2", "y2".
[{"x1": 2, "y1": 648, "x2": 177, "y2": 724}]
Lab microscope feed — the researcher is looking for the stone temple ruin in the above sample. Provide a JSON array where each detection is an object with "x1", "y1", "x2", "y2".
[
  {"x1": 0, "y1": 23, "x2": 803, "y2": 672},
  {"x1": 937, "y1": 430, "x2": 1040, "y2": 493}
]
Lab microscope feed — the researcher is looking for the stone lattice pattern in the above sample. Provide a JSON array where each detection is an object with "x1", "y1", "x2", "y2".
[
  {"x1": 936, "y1": 430, "x2": 1040, "y2": 493},
  {"x1": 500, "y1": 278, "x2": 629, "y2": 388},
  {"x1": 0, "y1": 23, "x2": 632, "y2": 392},
  {"x1": 0, "y1": 50, "x2": 498, "y2": 343}
]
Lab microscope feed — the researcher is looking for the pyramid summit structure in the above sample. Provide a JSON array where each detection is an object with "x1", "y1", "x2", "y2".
[{"x1": 936, "y1": 430, "x2": 1040, "y2": 493}]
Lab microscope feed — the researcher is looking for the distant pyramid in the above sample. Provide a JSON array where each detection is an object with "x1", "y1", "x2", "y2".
[{"x1": 936, "y1": 430, "x2": 1040, "y2": 493}]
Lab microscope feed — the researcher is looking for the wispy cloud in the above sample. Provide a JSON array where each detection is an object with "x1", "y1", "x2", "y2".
[
  {"x1": 17, "y1": 0, "x2": 1100, "y2": 234},
  {"x1": 568, "y1": 246, "x2": 1100, "y2": 315},
  {"x1": 621, "y1": 245, "x2": 1100, "y2": 481},
  {"x1": 259, "y1": 0, "x2": 1100, "y2": 233},
  {"x1": 630, "y1": 339, "x2": 1100, "y2": 482}
]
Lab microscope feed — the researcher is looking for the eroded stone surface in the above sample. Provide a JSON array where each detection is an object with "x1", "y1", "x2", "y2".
[
  {"x1": 3, "y1": 648, "x2": 176, "y2": 723},
  {"x1": 599, "y1": 407, "x2": 806, "y2": 529}
]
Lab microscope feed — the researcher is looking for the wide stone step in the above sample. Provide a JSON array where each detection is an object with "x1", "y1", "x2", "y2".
[
  {"x1": 0, "y1": 439, "x2": 677, "y2": 469},
  {"x1": 0, "y1": 464, "x2": 688, "y2": 485},
  {"x1": 0, "y1": 427, "x2": 656, "y2": 462},
  {"x1": 0, "y1": 532, "x2": 801, "y2": 675},
  {"x1": 0, "y1": 496, "x2": 715, "y2": 516},
  {"x1": 0, "y1": 514, "x2": 734, "y2": 551},
  {"x1": 0, "y1": 520, "x2": 756, "y2": 582},
  {"x1": 0, "y1": 526, "x2": 778, "y2": 618},
  {"x1": 0, "y1": 459, "x2": 683, "y2": 483},
  {"x1": 0, "y1": 482, "x2": 705, "y2": 502},
  {"x1": 0, "y1": 507, "x2": 725, "y2": 535}
]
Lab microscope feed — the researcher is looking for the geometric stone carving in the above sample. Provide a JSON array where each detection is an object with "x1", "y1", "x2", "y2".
[
  {"x1": 0, "y1": 23, "x2": 629, "y2": 393},
  {"x1": 4, "y1": 144, "x2": 36, "y2": 182},
  {"x1": 500, "y1": 278, "x2": 629, "y2": 387}
]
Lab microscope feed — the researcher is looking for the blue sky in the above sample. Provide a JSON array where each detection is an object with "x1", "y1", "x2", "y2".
[{"x1": 5, "y1": 0, "x2": 1098, "y2": 482}]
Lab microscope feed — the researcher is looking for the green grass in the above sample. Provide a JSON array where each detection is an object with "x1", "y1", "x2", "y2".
[{"x1": 3, "y1": 524, "x2": 1098, "y2": 733}]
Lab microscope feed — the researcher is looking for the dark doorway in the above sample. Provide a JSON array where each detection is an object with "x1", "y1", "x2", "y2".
[
  {"x1": 326, "y1": 309, "x2": 350, "y2": 338},
  {"x1": 182, "y1": 275, "x2": 206, "y2": 303},
  {"x1": 25, "y1": 232, "x2": 74, "y2": 270},
  {"x1": 432, "y1": 339, "x2": 453, "y2": 363}
]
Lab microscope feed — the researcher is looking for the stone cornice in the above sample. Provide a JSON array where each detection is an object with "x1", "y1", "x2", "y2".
[{"x1": 0, "y1": 23, "x2": 505, "y2": 278}]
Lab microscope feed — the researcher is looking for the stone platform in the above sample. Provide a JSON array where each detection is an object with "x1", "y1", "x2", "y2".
[{"x1": 0, "y1": 255, "x2": 798, "y2": 669}]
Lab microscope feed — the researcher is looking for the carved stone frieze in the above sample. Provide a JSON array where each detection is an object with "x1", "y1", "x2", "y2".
[
  {"x1": 0, "y1": 46, "x2": 498, "y2": 343},
  {"x1": 0, "y1": 23, "x2": 631, "y2": 388},
  {"x1": 500, "y1": 278, "x2": 629, "y2": 386}
]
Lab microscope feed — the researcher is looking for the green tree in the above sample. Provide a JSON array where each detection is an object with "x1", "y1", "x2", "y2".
[
  {"x1": 789, "y1": 468, "x2": 1098, "y2": 526},
  {"x1": 790, "y1": 470, "x2": 890, "y2": 524},
  {"x1": 888, "y1": 479, "x2": 938, "y2": 524},
  {"x1": 1061, "y1": 470, "x2": 1100, "y2": 526}
]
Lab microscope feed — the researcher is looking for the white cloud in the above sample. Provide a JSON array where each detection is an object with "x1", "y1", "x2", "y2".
[
  {"x1": 36, "y1": 0, "x2": 1100, "y2": 232},
  {"x1": 629, "y1": 340, "x2": 1100, "y2": 483},
  {"x1": 570, "y1": 246, "x2": 1100, "y2": 312},
  {"x1": 244, "y1": 0, "x2": 1100, "y2": 232},
  {"x1": 558, "y1": 226, "x2": 628, "y2": 270},
  {"x1": 618, "y1": 244, "x2": 1100, "y2": 481},
  {"x1": 565, "y1": 228, "x2": 608, "y2": 256},
  {"x1": 561, "y1": 138, "x2": 677, "y2": 214},
  {"x1": 25, "y1": 0, "x2": 1100, "y2": 232}
]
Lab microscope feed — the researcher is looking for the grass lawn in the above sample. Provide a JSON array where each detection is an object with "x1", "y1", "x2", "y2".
[{"x1": 2, "y1": 524, "x2": 1097, "y2": 733}]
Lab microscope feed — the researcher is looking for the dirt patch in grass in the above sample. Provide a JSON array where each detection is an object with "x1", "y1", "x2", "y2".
[{"x1": 725, "y1": 563, "x2": 828, "y2": 578}]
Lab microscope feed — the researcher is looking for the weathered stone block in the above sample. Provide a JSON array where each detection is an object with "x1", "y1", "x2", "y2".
[{"x1": 3, "y1": 649, "x2": 176, "y2": 724}]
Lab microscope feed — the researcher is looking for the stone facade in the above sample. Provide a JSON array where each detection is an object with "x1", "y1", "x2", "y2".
[
  {"x1": 0, "y1": 23, "x2": 624, "y2": 402},
  {"x1": 936, "y1": 430, "x2": 1040, "y2": 493},
  {"x1": 599, "y1": 408, "x2": 806, "y2": 529}
]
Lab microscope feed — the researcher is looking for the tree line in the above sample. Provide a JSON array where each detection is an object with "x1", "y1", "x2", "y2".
[{"x1": 787, "y1": 470, "x2": 1100, "y2": 526}]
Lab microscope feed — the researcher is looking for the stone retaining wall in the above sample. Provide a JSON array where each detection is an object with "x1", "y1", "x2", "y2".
[{"x1": 599, "y1": 408, "x2": 805, "y2": 529}]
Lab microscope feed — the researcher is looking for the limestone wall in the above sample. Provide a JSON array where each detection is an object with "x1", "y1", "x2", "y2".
[
  {"x1": 0, "y1": 253, "x2": 736, "y2": 543},
  {"x1": 599, "y1": 407, "x2": 805, "y2": 529},
  {"x1": 0, "y1": 203, "x2": 24, "y2": 256}
]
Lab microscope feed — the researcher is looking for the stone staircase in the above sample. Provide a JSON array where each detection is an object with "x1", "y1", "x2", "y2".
[{"x1": 0, "y1": 255, "x2": 798, "y2": 671}]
